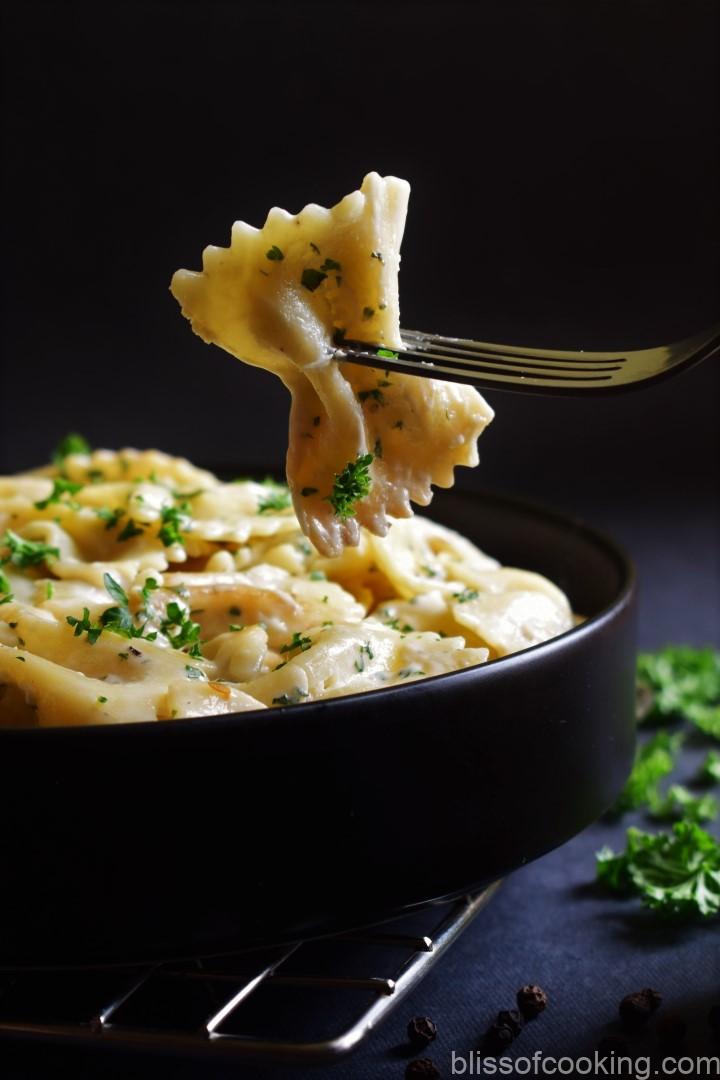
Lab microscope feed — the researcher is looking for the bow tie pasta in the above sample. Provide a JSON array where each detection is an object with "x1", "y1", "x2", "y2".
[{"x1": 171, "y1": 173, "x2": 494, "y2": 557}]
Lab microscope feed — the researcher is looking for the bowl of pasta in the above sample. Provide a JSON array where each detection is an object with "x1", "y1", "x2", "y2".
[
  {"x1": 0, "y1": 172, "x2": 636, "y2": 964},
  {"x1": 0, "y1": 447, "x2": 635, "y2": 965}
]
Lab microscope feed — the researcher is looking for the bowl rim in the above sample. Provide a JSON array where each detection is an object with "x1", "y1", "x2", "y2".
[{"x1": 0, "y1": 485, "x2": 635, "y2": 740}]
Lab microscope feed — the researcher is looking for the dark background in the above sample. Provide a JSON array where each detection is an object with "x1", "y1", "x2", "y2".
[{"x1": 1, "y1": 4, "x2": 719, "y2": 1076}]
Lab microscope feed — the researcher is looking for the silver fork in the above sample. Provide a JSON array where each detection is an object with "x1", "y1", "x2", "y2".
[{"x1": 337, "y1": 322, "x2": 720, "y2": 395}]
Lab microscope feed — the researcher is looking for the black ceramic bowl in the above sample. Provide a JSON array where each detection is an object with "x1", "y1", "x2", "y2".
[{"x1": 0, "y1": 487, "x2": 636, "y2": 967}]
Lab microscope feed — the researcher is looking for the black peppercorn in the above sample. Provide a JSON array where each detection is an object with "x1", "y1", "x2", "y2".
[
  {"x1": 482, "y1": 1022, "x2": 515, "y2": 1054},
  {"x1": 619, "y1": 988, "x2": 662, "y2": 1030},
  {"x1": 496, "y1": 1009, "x2": 524, "y2": 1036},
  {"x1": 657, "y1": 1012, "x2": 686, "y2": 1051},
  {"x1": 407, "y1": 1016, "x2": 438, "y2": 1050},
  {"x1": 405, "y1": 1059, "x2": 440, "y2": 1079},
  {"x1": 516, "y1": 984, "x2": 548, "y2": 1019},
  {"x1": 597, "y1": 1033, "x2": 632, "y2": 1056}
]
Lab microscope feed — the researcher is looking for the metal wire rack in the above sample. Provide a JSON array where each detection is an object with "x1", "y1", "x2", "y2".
[{"x1": 0, "y1": 884, "x2": 499, "y2": 1066}]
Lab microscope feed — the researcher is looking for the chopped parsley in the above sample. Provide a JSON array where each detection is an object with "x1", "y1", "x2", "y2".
[
  {"x1": 393, "y1": 420, "x2": 404, "y2": 430},
  {"x1": 301, "y1": 268, "x2": 327, "y2": 292},
  {"x1": 279, "y1": 631, "x2": 312, "y2": 654},
  {"x1": 309, "y1": 242, "x2": 320, "y2": 254},
  {"x1": 370, "y1": 251, "x2": 384, "y2": 263},
  {"x1": 97, "y1": 696, "x2": 108, "y2": 705},
  {"x1": 453, "y1": 588, "x2": 479, "y2": 603},
  {"x1": 358, "y1": 388, "x2": 385, "y2": 405},
  {"x1": 373, "y1": 438, "x2": 383, "y2": 459},
  {"x1": 301, "y1": 487, "x2": 318, "y2": 497},
  {"x1": 161, "y1": 601, "x2": 203, "y2": 658},
  {"x1": 377, "y1": 348, "x2": 398, "y2": 360},
  {"x1": 1, "y1": 530, "x2": 60, "y2": 568},
  {"x1": 34, "y1": 477, "x2": 84, "y2": 510},
  {"x1": 384, "y1": 618, "x2": 414, "y2": 633},
  {"x1": 649, "y1": 785, "x2": 718, "y2": 824},
  {"x1": 354, "y1": 641, "x2": 374, "y2": 673},
  {"x1": 309, "y1": 570, "x2": 326, "y2": 581},
  {"x1": 95, "y1": 507, "x2": 126, "y2": 530},
  {"x1": 117, "y1": 518, "x2": 145, "y2": 542},
  {"x1": 228, "y1": 624, "x2": 244, "y2": 632},
  {"x1": 421, "y1": 565, "x2": 438, "y2": 577},
  {"x1": 266, "y1": 245, "x2": 284, "y2": 261},
  {"x1": 52, "y1": 433, "x2": 91, "y2": 467},
  {"x1": 45, "y1": 581, "x2": 54, "y2": 599},
  {"x1": 319, "y1": 257, "x2": 341, "y2": 272},
  {"x1": 0, "y1": 570, "x2": 13, "y2": 605},
  {"x1": 362, "y1": 307, "x2": 375, "y2": 320},
  {"x1": 272, "y1": 687, "x2": 309, "y2": 706},
  {"x1": 158, "y1": 504, "x2": 190, "y2": 547},
  {"x1": 597, "y1": 822, "x2": 720, "y2": 918},
  {"x1": 185, "y1": 665, "x2": 204, "y2": 680},
  {"x1": 258, "y1": 486, "x2": 292, "y2": 514},
  {"x1": 326, "y1": 453, "x2": 373, "y2": 520},
  {"x1": 398, "y1": 667, "x2": 426, "y2": 679},
  {"x1": 66, "y1": 607, "x2": 103, "y2": 645}
]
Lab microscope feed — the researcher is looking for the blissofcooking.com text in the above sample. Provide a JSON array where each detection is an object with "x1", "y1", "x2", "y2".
[{"x1": 449, "y1": 1050, "x2": 720, "y2": 1077}]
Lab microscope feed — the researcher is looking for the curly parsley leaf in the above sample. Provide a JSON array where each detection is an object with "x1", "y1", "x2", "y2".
[
  {"x1": 700, "y1": 750, "x2": 720, "y2": 785},
  {"x1": 597, "y1": 822, "x2": 720, "y2": 919},
  {"x1": 612, "y1": 730, "x2": 685, "y2": 815},
  {"x1": 67, "y1": 607, "x2": 103, "y2": 645},
  {"x1": 1, "y1": 530, "x2": 60, "y2": 568},
  {"x1": 161, "y1": 601, "x2": 203, "y2": 658},
  {"x1": 326, "y1": 453, "x2": 373, "y2": 520},
  {"x1": 637, "y1": 646, "x2": 720, "y2": 738},
  {"x1": 649, "y1": 784, "x2": 718, "y2": 824},
  {"x1": 117, "y1": 518, "x2": 145, "y2": 542},
  {"x1": 95, "y1": 507, "x2": 126, "y2": 531}
]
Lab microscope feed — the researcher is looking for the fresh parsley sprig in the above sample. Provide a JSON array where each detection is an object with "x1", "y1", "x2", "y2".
[
  {"x1": 597, "y1": 822, "x2": 720, "y2": 918},
  {"x1": 34, "y1": 477, "x2": 84, "y2": 511},
  {"x1": 1, "y1": 530, "x2": 60, "y2": 569}
]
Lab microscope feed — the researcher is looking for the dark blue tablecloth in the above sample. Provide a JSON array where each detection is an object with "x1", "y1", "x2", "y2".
[{"x1": 3, "y1": 493, "x2": 719, "y2": 1080}]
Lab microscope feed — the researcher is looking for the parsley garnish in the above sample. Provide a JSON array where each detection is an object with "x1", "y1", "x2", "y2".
[
  {"x1": 354, "y1": 642, "x2": 374, "y2": 673},
  {"x1": 161, "y1": 601, "x2": 203, "y2": 658},
  {"x1": 326, "y1": 453, "x2": 373, "y2": 520},
  {"x1": 398, "y1": 667, "x2": 426, "y2": 679},
  {"x1": 453, "y1": 588, "x2": 479, "y2": 603},
  {"x1": 258, "y1": 486, "x2": 292, "y2": 513},
  {"x1": 370, "y1": 251, "x2": 384, "y2": 263},
  {"x1": 637, "y1": 645, "x2": 720, "y2": 738},
  {"x1": 650, "y1": 785, "x2": 718, "y2": 824},
  {"x1": 309, "y1": 570, "x2": 326, "y2": 581},
  {"x1": 97, "y1": 696, "x2": 108, "y2": 704},
  {"x1": 158, "y1": 504, "x2": 190, "y2": 546},
  {"x1": 1, "y1": 530, "x2": 60, "y2": 568},
  {"x1": 0, "y1": 570, "x2": 13, "y2": 605},
  {"x1": 320, "y1": 257, "x2": 341, "y2": 272},
  {"x1": 309, "y1": 242, "x2": 320, "y2": 254},
  {"x1": 701, "y1": 751, "x2": 720, "y2": 784},
  {"x1": 597, "y1": 822, "x2": 720, "y2": 918},
  {"x1": 52, "y1": 433, "x2": 91, "y2": 467},
  {"x1": 384, "y1": 618, "x2": 414, "y2": 633},
  {"x1": 301, "y1": 487, "x2": 318, "y2": 497},
  {"x1": 95, "y1": 507, "x2": 126, "y2": 530},
  {"x1": 34, "y1": 477, "x2": 84, "y2": 510},
  {"x1": 67, "y1": 607, "x2": 103, "y2": 645},
  {"x1": 185, "y1": 665, "x2": 204, "y2": 680},
  {"x1": 358, "y1": 388, "x2": 384, "y2": 405},
  {"x1": 301, "y1": 268, "x2": 327, "y2": 292},
  {"x1": 266, "y1": 245, "x2": 284, "y2": 261},
  {"x1": 279, "y1": 631, "x2": 312, "y2": 654},
  {"x1": 377, "y1": 348, "x2": 398, "y2": 360},
  {"x1": 373, "y1": 438, "x2": 383, "y2": 459},
  {"x1": 362, "y1": 307, "x2": 375, "y2": 320},
  {"x1": 272, "y1": 687, "x2": 309, "y2": 706},
  {"x1": 612, "y1": 731, "x2": 684, "y2": 815},
  {"x1": 117, "y1": 518, "x2": 145, "y2": 542}
]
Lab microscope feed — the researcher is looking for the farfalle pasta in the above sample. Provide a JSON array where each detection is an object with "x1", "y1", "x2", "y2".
[
  {"x1": 0, "y1": 445, "x2": 573, "y2": 726},
  {"x1": 171, "y1": 173, "x2": 494, "y2": 557}
]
